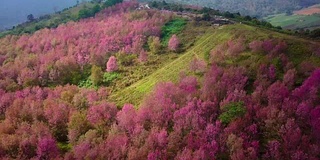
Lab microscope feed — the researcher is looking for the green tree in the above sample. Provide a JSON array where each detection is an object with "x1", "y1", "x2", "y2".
[
  {"x1": 219, "y1": 102, "x2": 246, "y2": 125},
  {"x1": 310, "y1": 28, "x2": 320, "y2": 38},
  {"x1": 148, "y1": 36, "x2": 161, "y2": 54},
  {"x1": 27, "y1": 14, "x2": 35, "y2": 22},
  {"x1": 91, "y1": 65, "x2": 103, "y2": 86},
  {"x1": 78, "y1": 8, "x2": 92, "y2": 19},
  {"x1": 103, "y1": 0, "x2": 123, "y2": 8},
  {"x1": 92, "y1": 4, "x2": 101, "y2": 14}
]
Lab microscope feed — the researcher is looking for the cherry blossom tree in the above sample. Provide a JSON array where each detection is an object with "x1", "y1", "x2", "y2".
[
  {"x1": 139, "y1": 49, "x2": 148, "y2": 63},
  {"x1": 106, "y1": 56, "x2": 118, "y2": 72},
  {"x1": 249, "y1": 40, "x2": 263, "y2": 53},
  {"x1": 227, "y1": 39, "x2": 245, "y2": 55},
  {"x1": 189, "y1": 57, "x2": 206, "y2": 73},
  {"x1": 168, "y1": 34, "x2": 180, "y2": 52},
  {"x1": 37, "y1": 137, "x2": 59, "y2": 159}
]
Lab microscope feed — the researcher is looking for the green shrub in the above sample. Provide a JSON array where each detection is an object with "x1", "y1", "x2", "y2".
[
  {"x1": 91, "y1": 65, "x2": 103, "y2": 86},
  {"x1": 103, "y1": 0, "x2": 123, "y2": 8},
  {"x1": 57, "y1": 142, "x2": 72, "y2": 154},
  {"x1": 161, "y1": 18, "x2": 187, "y2": 46},
  {"x1": 78, "y1": 4, "x2": 101, "y2": 19},
  {"x1": 148, "y1": 36, "x2": 162, "y2": 54},
  {"x1": 79, "y1": 70, "x2": 118, "y2": 88},
  {"x1": 218, "y1": 102, "x2": 246, "y2": 125},
  {"x1": 78, "y1": 78, "x2": 95, "y2": 88},
  {"x1": 103, "y1": 72, "x2": 119, "y2": 85},
  {"x1": 116, "y1": 53, "x2": 137, "y2": 66}
]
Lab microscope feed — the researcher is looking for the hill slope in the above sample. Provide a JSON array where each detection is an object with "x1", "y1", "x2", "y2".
[
  {"x1": 0, "y1": 3, "x2": 320, "y2": 159},
  {"x1": 109, "y1": 26, "x2": 231, "y2": 106},
  {"x1": 142, "y1": 0, "x2": 319, "y2": 17},
  {"x1": 110, "y1": 23, "x2": 320, "y2": 106}
]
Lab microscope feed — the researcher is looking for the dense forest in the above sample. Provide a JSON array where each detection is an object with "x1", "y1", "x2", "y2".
[
  {"x1": 141, "y1": 0, "x2": 319, "y2": 17},
  {"x1": 0, "y1": 1, "x2": 319, "y2": 159}
]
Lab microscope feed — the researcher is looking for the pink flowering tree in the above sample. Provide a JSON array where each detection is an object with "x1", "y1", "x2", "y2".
[
  {"x1": 139, "y1": 49, "x2": 148, "y2": 63},
  {"x1": 249, "y1": 40, "x2": 263, "y2": 53},
  {"x1": 311, "y1": 107, "x2": 320, "y2": 143},
  {"x1": 227, "y1": 39, "x2": 245, "y2": 55},
  {"x1": 190, "y1": 57, "x2": 206, "y2": 73},
  {"x1": 262, "y1": 39, "x2": 275, "y2": 53},
  {"x1": 106, "y1": 56, "x2": 118, "y2": 72},
  {"x1": 116, "y1": 104, "x2": 137, "y2": 133},
  {"x1": 168, "y1": 34, "x2": 180, "y2": 52},
  {"x1": 37, "y1": 137, "x2": 59, "y2": 159},
  {"x1": 87, "y1": 101, "x2": 118, "y2": 135}
]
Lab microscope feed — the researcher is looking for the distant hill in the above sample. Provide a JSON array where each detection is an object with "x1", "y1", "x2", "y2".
[
  {"x1": 140, "y1": 0, "x2": 319, "y2": 17},
  {"x1": 0, "y1": 0, "x2": 81, "y2": 30}
]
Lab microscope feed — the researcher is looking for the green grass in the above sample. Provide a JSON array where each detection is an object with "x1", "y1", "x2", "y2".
[
  {"x1": 161, "y1": 18, "x2": 187, "y2": 45},
  {"x1": 264, "y1": 13, "x2": 320, "y2": 30}
]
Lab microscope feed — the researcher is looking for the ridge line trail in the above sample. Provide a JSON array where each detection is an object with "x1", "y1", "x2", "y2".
[{"x1": 109, "y1": 28, "x2": 232, "y2": 107}]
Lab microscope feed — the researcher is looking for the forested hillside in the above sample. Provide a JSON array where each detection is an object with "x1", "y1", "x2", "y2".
[
  {"x1": 0, "y1": 1, "x2": 319, "y2": 159},
  {"x1": 142, "y1": 0, "x2": 319, "y2": 17},
  {"x1": 0, "y1": 2, "x2": 170, "y2": 90}
]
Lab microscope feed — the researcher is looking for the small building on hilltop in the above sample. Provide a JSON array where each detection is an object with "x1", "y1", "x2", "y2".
[{"x1": 137, "y1": 3, "x2": 150, "y2": 10}]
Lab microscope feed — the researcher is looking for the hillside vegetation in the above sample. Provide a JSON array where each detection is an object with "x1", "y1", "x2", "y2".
[
  {"x1": 0, "y1": 1, "x2": 319, "y2": 159},
  {"x1": 110, "y1": 23, "x2": 320, "y2": 106}
]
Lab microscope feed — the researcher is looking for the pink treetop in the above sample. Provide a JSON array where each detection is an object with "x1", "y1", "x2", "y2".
[
  {"x1": 249, "y1": 40, "x2": 263, "y2": 53},
  {"x1": 227, "y1": 39, "x2": 245, "y2": 55},
  {"x1": 168, "y1": 34, "x2": 180, "y2": 51},
  {"x1": 190, "y1": 58, "x2": 206, "y2": 73},
  {"x1": 262, "y1": 39, "x2": 274, "y2": 53},
  {"x1": 311, "y1": 106, "x2": 320, "y2": 142},
  {"x1": 37, "y1": 137, "x2": 59, "y2": 159},
  {"x1": 106, "y1": 56, "x2": 118, "y2": 72},
  {"x1": 139, "y1": 49, "x2": 148, "y2": 63},
  {"x1": 315, "y1": 48, "x2": 320, "y2": 57},
  {"x1": 272, "y1": 41, "x2": 288, "y2": 55},
  {"x1": 117, "y1": 104, "x2": 137, "y2": 133},
  {"x1": 283, "y1": 69, "x2": 296, "y2": 88},
  {"x1": 0, "y1": 55, "x2": 5, "y2": 65},
  {"x1": 87, "y1": 101, "x2": 118, "y2": 125}
]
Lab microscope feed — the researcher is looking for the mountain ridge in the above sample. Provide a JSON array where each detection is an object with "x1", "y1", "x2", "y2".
[{"x1": 141, "y1": 0, "x2": 319, "y2": 17}]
